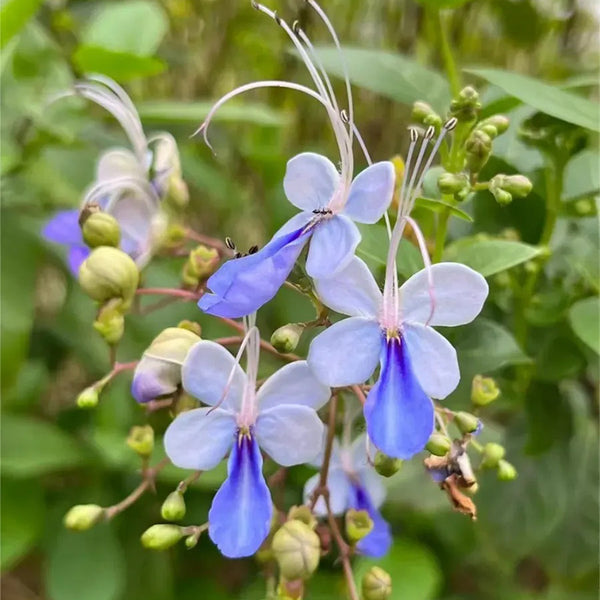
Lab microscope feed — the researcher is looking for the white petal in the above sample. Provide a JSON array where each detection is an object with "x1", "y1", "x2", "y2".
[
  {"x1": 402, "y1": 323, "x2": 460, "y2": 399},
  {"x1": 303, "y1": 469, "x2": 350, "y2": 516},
  {"x1": 255, "y1": 405, "x2": 324, "y2": 467},
  {"x1": 314, "y1": 256, "x2": 381, "y2": 318},
  {"x1": 96, "y1": 148, "x2": 144, "y2": 181},
  {"x1": 164, "y1": 407, "x2": 236, "y2": 470},
  {"x1": 273, "y1": 211, "x2": 313, "y2": 239},
  {"x1": 307, "y1": 317, "x2": 382, "y2": 387},
  {"x1": 182, "y1": 341, "x2": 246, "y2": 411},
  {"x1": 343, "y1": 162, "x2": 395, "y2": 224},
  {"x1": 350, "y1": 433, "x2": 371, "y2": 471},
  {"x1": 283, "y1": 152, "x2": 340, "y2": 211},
  {"x1": 399, "y1": 262, "x2": 489, "y2": 326},
  {"x1": 359, "y1": 469, "x2": 387, "y2": 509},
  {"x1": 257, "y1": 361, "x2": 330, "y2": 411}
]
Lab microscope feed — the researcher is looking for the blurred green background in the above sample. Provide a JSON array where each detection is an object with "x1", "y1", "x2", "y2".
[{"x1": 1, "y1": 0, "x2": 599, "y2": 599}]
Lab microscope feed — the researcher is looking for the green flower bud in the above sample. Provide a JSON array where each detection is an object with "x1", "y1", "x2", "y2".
[
  {"x1": 471, "y1": 375, "x2": 500, "y2": 406},
  {"x1": 272, "y1": 520, "x2": 320, "y2": 580},
  {"x1": 345, "y1": 509, "x2": 373, "y2": 544},
  {"x1": 185, "y1": 534, "x2": 198, "y2": 549},
  {"x1": 361, "y1": 566, "x2": 392, "y2": 600},
  {"x1": 437, "y1": 172, "x2": 469, "y2": 195},
  {"x1": 82, "y1": 212, "x2": 121, "y2": 248},
  {"x1": 412, "y1": 101, "x2": 440, "y2": 125},
  {"x1": 479, "y1": 124, "x2": 498, "y2": 138},
  {"x1": 450, "y1": 86, "x2": 481, "y2": 122},
  {"x1": 76, "y1": 385, "x2": 99, "y2": 409},
  {"x1": 79, "y1": 247, "x2": 139, "y2": 309},
  {"x1": 465, "y1": 129, "x2": 492, "y2": 173},
  {"x1": 455, "y1": 411, "x2": 479, "y2": 434},
  {"x1": 287, "y1": 505, "x2": 317, "y2": 530},
  {"x1": 126, "y1": 425, "x2": 154, "y2": 457},
  {"x1": 493, "y1": 188, "x2": 513, "y2": 205},
  {"x1": 141, "y1": 524, "x2": 183, "y2": 550},
  {"x1": 524, "y1": 260, "x2": 540, "y2": 274},
  {"x1": 575, "y1": 198, "x2": 594, "y2": 216},
  {"x1": 500, "y1": 175, "x2": 533, "y2": 197},
  {"x1": 64, "y1": 504, "x2": 105, "y2": 531},
  {"x1": 479, "y1": 115, "x2": 509, "y2": 137},
  {"x1": 182, "y1": 245, "x2": 220, "y2": 287},
  {"x1": 373, "y1": 451, "x2": 403, "y2": 478},
  {"x1": 93, "y1": 300, "x2": 125, "y2": 345},
  {"x1": 161, "y1": 491, "x2": 186, "y2": 522},
  {"x1": 497, "y1": 459, "x2": 517, "y2": 481},
  {"x1": 482, "y1": 442, "x2": 506, "y2": 468},
  {"x1": 271, "y1": 324, "x2": 304, "y2": 354},
  {"x1": 426, "y1": 432, "x2": 452, "y2": 456}
]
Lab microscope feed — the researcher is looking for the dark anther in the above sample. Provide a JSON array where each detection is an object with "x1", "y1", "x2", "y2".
[
  {"x1": 233, "y1": 251, "x2": 242, "y2": 259},
  {"x1": 292, "y1": 20, "x2": 300, "y2": 34},
  {"x1": 444, "y1": 117, "x2": 458, "y2": 131},
  {"x1": 409, "y1": 127, "x2": 419, "y2": 143},
  {"x1": 248, "y1": 245, "x2": 259, "y2": 255},
  {"x1": 312, "y1": 208, "x2": 332, "y2": 215},
  {"x1": 340, "y1": 109, "x2": 349, "y2": 123},
  {"x1": 425, "y1": 125, "x2": 435, "y2": 140},
  {"x1": 273, "y1": 10, "x2": 282, "y2": 25},
  {"x1": 225, "y1": 237, "x2": 236, "y2": 250}
]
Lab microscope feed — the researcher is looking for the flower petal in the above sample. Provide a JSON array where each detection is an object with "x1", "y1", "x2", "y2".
[
  {"x1": 399, "y1": 263, "x2": 489, "y2": 326},
  {"x1": 303, "y1": 469, "x2": 350, "y2": 516},
  {"x1": 307, "y1": 317, "x2": 381, "y2": 387},
  {"x1": 314, "y1": 256, "x2": 381, "y2": 318},
  {"x1": 131, "y1": 356, "x2": 179, "y2": 404},
  {"x1": 255, "y1": 405, "x2": 324, "y2": 467},
  {"x1": 257, "y1": 361, "x2": 330, "y2": 411},
  {"x1": 42, "y1": 210, "x2": 83, "y2": 245},
  {"x1": 68, "y1": 245, "x2": 90, "y2": 275},
  {"x1": 208, "y1": 435, "x2": 272, "y2": 558},
  {"x1": 364, "y1": 337, "x2": 434, "y2": 459},
  {"x1": 164, "y1": 407, "x2": 236, "y2": 470},
  {"x1": 305, "y1": 215, "x2": 360, "y2": 279},
  {"x1": 358, "y1": 469, "x2": 386, "y2": 509},
  {"x1": 283, "y1": 152, "x2": 340, "y2": 211},
  {"x1": 402, "y1": 323, "x2": 460, "y2": 399},
  {"x1": 181, "y1": 341, "x2": 245, "y2": 411},
  {"x1": 349, "y1": 484, "x2": 392, "y2": 558},
  {"x1": 343, "y1": 162, "x2": 395, "y2": 224},
  {"x1": 96, "y1": 148, "x2": 144, "y2": 181}
]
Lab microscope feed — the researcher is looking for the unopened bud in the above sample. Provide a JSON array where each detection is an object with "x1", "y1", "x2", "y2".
[
  {"x1": 482, "y1": 443, "x2": 506, "y2": 468},
  {"x1": 177, "y1": 320, "x2": 202, "y2": 336},
  {"x1": 493, "y1": 188, "x2": 513, "y2": 206},
  {"x1": 496, "y1": 174, "x2": 533, "y2": 198},
  {"x1": 479, "y1": 115, "x2": 509, "y2": 137},
  {"x1": 345, "y1": 509, "x2": 373, "y2": 544},
  {"x1": 426, "y1": 432, "x2": 452, "y2": 456},
  {"x1": 437, "y1": 172, "x2": 469, "y2": 195},
  {"x1": 141, "y1": 524, "x2": 183, "y2": 550},
  {"x1": 79, "y1": 247, "x2": 139, "y2": 309},
  {"x1": 272, "y1": 520, "x2": 320, "y2": 580},
  {"x1": 287, "y1": 505, "x2": 317, "y2": 530},
  {"x1": 374, "y1": 451, "x2": 403, "y2": 478},
  {"x1": 455, "y1": 411, "x2": 480, "y2": 434},
  {"x1": 126, "y1": 425, "x2": 154, "y2": 457},
  {"x1": 497, "y1": 459, "x2": 517, "y2": 481},
  {"x1": 161, "y1": 491, "x2": 186, "y2": 522},
  {"x1": 82, "y1": 212, "x2": 121, "y2": 248},
  {"x1": 271, "y1": 323, "x2": 304, "y2": 354},
  {"x1": 471, "y1": 375, "x2": 500, "y2": 406},
  {"x1": 412, "y1": 101, "x2": 441, "y2": 127},
  {"x1": 450, "y1": 86, "x2": 481, "y2": 122},
  {"x1": 93, "y1": 299, "x2": 125, "y2": 345},
  {"x1": 182, "y1": 245, "x2": 219, "y2": 287},
  {"x1": 185, "y1": 534, "x2": 198, "y2": 549},
  {"x1": 575, "y1": 198, "x2": 594, "y2": 216},
  {"x1": 64, "y1": 504, "x2": 104, "y2": 531},
  {"x1": 465, "y1": 129, "x2": 492, "y2": 173},
  {"x1": 361, "y1": 566, "x2": 392, "y2": 600},
  {"x1": 77, "y1": 385, "x2": 99, "y2": 408}
]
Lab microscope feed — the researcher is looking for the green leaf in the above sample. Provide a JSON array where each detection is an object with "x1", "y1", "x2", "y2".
[
  {"x1": 415, "y1": 196, "x2": 473, "y2": 222},
  {"x1": 82, "y1": 0, "x2": 168, "y2": 56},
  {"x1": 1, "y1": 478, "x2": 44, "y2": 570},
  {"x1": 443, "y1": 238, "x2": 542, "y2": 276},
  {"x1": 0, "y1": 0, "x2": 43, "y2": 50},
  {"x1": 46, "y1": 525, "x2": 126, "y2": 600},
  {"x1": 569, "y1": 297, "x2": 600, "y2": 354},
  {"x1": 564, "y1": 150, "x2": 600, "y2": 201},
  {"x1": 465, "y1": 68, "x2": 600, "y2": 132},
  {"x1": 413, "y1": 0, "x2": 472, "y2": 7},
  {"x1": 73, "y1": 46, "x2": 166, "y2": 81},
  {"x1": 312, "y1": 46, "x2": 451, "y2": 112},
  {"x1": 1, "y1": 414, "x2": 88, "y2": 477},
  {"x1": 136, "y1": 100, "x2": 288, "y2": 127}
]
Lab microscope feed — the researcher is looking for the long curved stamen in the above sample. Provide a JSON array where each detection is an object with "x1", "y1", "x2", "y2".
[{"x1": 84, "y1": 176, "x2": 159, "y2": 210}]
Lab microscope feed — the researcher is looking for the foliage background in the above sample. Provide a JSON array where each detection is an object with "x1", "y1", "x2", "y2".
[{"x1": 1, "y1": 0, "x2": 598, "y2": 599}]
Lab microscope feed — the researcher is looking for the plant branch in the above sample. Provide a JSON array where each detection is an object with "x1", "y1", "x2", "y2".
[{"x1": 135, "y1": 288, "x2": 202, "y2": 301}]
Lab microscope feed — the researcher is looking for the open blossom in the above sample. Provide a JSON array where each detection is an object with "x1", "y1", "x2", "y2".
[
  {"x1": 164, "y1": 330, "x2": 330, "y2": 558},
  {"x1": 304, "y1": 433, "x2": 392, "y2": 558},
  {"x1": 197, "y1": 3, "x2": 395, "y2": 318}
]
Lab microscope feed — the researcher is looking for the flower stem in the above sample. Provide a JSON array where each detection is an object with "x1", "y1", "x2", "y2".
[
  {"x1": 436, "y1": 9, "x2": 461, "y2": 97},
  {"x1": 135, "y1": 288, "x2": 202, "y2": 300}
]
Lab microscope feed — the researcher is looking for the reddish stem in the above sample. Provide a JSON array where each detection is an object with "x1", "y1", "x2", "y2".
[{"x1": 135, "y1": 288, "x2": 202, "y2": 301}]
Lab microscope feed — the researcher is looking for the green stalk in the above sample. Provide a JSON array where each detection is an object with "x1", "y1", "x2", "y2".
[{"x1": 437, "y1": 9, "x2": 462, "y2": 97}]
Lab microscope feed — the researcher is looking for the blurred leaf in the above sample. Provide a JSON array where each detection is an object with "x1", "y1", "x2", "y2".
[
  {"x1": 1, "y1": 414, "x2": 88, "y2": 477},
  {"x1": 568, "y1": 297, "x2": 600, "y2": 354},
  {"x1": 46, "y1": 525, "x2": 126, "y2": 600},
  {"x1": 313, "y1": 46, "x2": 451, "y2": 112},
  {"x1": 0, "y1": 0, "x2": 42, "y2": 50},
  {"x1": 465, "y1": 68, "x2": 600, "y2": 132},
  {"x1": 73, "y1": 46, "x2": 166, "y2": 81},
  {"x1": 415, "y1": 196, "x2": 473, "y2": 222},
  {"x1": 564, "y1": 150, "x2": 600, "y2": 200},
  {"x1": 82, "y1": 0, "x2": 168, "y2": 56},
  {"x1": 414, "y1": 0, "x2": 472, "y2": 7},
  {"x1": 535, "y1": 335, "x2": 586, "y2": 382},
  {"x1": 444, "y1": 238, "x2": 542, "y2": 276},
  {"x1": 1, "y1": 478, "x2": 44, "y2": 570},
  {"x1": 3, "y1": 360, "x2": 49, "y2": 410}
]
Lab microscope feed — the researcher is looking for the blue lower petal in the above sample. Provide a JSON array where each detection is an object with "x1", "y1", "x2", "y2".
[
  {"x1": 208, "y1": 433, "x2": 272, "y2": 558},
  {"x1": 348, "y1": 484, "x2": 392, "y2": 558},
  {"x1": 42, "y1": 209, "x2": 83, "y2": 245},
  {"x1": 68, "y1": 245, "x2": 90, "y2": 275},
  {"x1": 199, "y1": 224, "x2": 311, "y2": 318},
  {"x1": 364, "y1": 336, "x2": 434, "y2": 459}
]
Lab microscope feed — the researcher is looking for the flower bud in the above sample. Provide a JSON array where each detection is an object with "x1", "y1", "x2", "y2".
[
  {"x1": 77, "y1": 385, "x2": 100, "y2": 409},
  {"x1": 454, "y1": 411, "x2": 480, "y2": 434},
  {"x1": 345, "y1": 509, "x2": 373, "y2": 544},
  {"x1": 361, "y1": 566, "x2": 392, "y2": 600},
  {"x1": 126, "y1": 425, "x2": 154, "y2": 457},
  {"x1": 287, "y1": 505, "x2": 317, "y2": 530},
  {"x1": 481, "y1": 442, "x2": 506, "y2": 468},
  {"x1": 64, "y1": 504, "x2": 105, "y2": 531},
  {"x1": 272, "y1": 520, "x2": 320, "y2": 580},
  {"x1": 497, "y1": 459, "x2": 517, "y2": 481},
  {"x1": 182, "y1": 245, "x2": 220, "y2": 287},
  {"x1": 412, "y1": 101, "x2": 441, "y2": 126},
  {"x1": 79, "y1": 247, "x2": 139, "y2": 309},
  {"x1": 93, "y1": 299, "x2": 125, "y2": 345},
  {"x1": 271, "y1": 324, "x2": 304, "y2": 354},
  {"x1": 141, "y1": 524, "x2": 183, "y2": 550},
  {"x1": 471, "y1": 375, "x2": 500, "y2": 406},
  {"x1": 437, "y1": 172, "x2": 469, "y2": 195},
  {"x1": 465, "y1": 129, "x2": 492, "y2": 173},
  {"x1": 161, "y1": 491, "x2": 186, "y2": 522},
  {"x1": 185, "y1": 534, "x2": 198, "y2": 549},
  {"x1": 177, "y1": 320, "x2": 202, "y2": 336},
  {"x1": 82, "y1": 212, "x2": 121, "y2": 248},
  {"x1": 497, "y1": 174, "x2": 533, "y2": 198},
  {"x1": 374, "y1": 451, "x2": 403, "y2": 478},
  {"x1": 151, "y1": 134, "x2": 189, "y2": 208},
  {"x1": 479, "y1": 115, "x2": 509, "y2": 137},
  {"x1": 450, "y1": 86, "x2": 481, "y2": 122},
  {"x1": 575, "y1": 199, "x2": 594, "y2": 216},
  {"x1": 426, "y1": 432, "x2": 452, "y2": 456},
  {"x1": 493, "y1": 188, "x2": 513, "y2": 206}
]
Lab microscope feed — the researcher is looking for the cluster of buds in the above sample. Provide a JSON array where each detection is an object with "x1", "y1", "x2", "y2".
[
  {"x1": 488, "y1": 173, "x2": 533, "y2": 205},
  {"x1": 182, "y1": 244, "x2": 219, "y2": 288}
]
